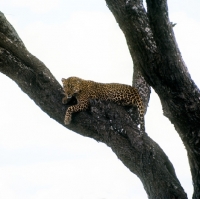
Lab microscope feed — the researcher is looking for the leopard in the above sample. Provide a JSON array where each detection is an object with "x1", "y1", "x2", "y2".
[{"x1": 62, "y1": 76, "x2": 145, "y2": 132}]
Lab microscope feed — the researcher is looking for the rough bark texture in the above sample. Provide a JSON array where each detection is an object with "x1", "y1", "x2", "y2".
[
  {"x1": 0, "y1": 0, "x2": 199, "y2": 198},
  {"x1": 104, "y1": 0, "x2": 200, "y2": 198}
]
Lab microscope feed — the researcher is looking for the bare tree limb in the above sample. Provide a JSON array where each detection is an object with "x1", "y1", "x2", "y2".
[
  {"x1": 146, "y1": 1, "x2": 200, "y2": 198},
  {"x1": 105, "y1": 0, "x2": 200, "y2": 198}
]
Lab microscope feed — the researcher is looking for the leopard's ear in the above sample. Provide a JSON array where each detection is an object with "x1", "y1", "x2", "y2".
[{"x1": 61, "y1": 78, "x2": 66, "y2": 83}]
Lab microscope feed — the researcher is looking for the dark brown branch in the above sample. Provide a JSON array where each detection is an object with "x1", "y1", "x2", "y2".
[
  {"x1": 146, "y1": 1, "x2": 200, "y2": 198},
  {"x1": 105, "y1": 0, "x2": 200, "y2": 198},
  {"x1": 0, "y1": 10, "x2": 188, "y2": 199}
]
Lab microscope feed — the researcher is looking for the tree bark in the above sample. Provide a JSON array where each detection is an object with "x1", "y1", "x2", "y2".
[
  {"x1": 105, "y1": 0, "x2": 200, "y2": 198},
  {"x1": 0, "y1": 0, "x2": 198, "y2": 197}
]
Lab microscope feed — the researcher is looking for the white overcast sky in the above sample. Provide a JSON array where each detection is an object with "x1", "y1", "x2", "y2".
[{"x1": 0, "y1": 0, "x2": 200, "y2": 198}]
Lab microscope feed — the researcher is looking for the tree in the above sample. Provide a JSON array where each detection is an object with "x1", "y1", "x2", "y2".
[{"x1": 0, "y1": 0, "x2": 199, "y2": 198}]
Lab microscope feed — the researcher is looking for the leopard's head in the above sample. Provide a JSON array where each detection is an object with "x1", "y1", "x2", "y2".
[{"x1": 62, "y1": 77, "x2": 82, "y2": 99}]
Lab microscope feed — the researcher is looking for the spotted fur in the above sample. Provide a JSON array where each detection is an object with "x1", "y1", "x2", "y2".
[{"x1": 62, "y1": 77, "x2": 145, "y2": 132}]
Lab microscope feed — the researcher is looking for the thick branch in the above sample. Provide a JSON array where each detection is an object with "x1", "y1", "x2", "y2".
[
  {"x1": 146, "y1": 1, "x2": 200, "y2": 198},
  {"x1": 0, "y1": 11, "x2": 187, "y2": 198},
  {"x1": 105, "y1": 0, "x2": 200, "y2": 198}
]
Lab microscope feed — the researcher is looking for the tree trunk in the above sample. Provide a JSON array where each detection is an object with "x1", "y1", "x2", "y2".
[
  {"x1": 0, "y1": 0, "x2": 199, "y2": 198},
  {"x1": 105, "y1": 0, "x2": 200, "y2": 198}
]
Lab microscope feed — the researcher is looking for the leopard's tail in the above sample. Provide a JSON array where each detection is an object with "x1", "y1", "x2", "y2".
[{"x1": 136, "y1": 98, "x2": 145, "y2": 133}]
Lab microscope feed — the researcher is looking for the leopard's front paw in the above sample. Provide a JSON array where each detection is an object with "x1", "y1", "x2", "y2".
[{"x1": 64, "y1": 115, "x2": 71, "y2": 125}]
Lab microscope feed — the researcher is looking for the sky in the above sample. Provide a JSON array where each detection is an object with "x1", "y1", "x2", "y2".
[{"x1": 0, "y1": 0, "x2": 200, "y2": 198}]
